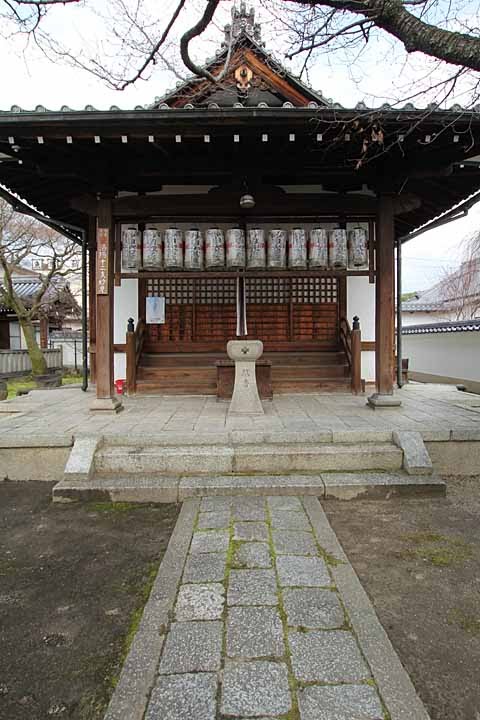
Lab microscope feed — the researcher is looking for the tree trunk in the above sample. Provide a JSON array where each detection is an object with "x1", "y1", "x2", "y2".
[{"x1": 19, "y1": 318, "x2": 48, "y2": 376}]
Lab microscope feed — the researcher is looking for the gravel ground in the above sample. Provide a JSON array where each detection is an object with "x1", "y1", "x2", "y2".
[
  {"x1": 325, "y1": 476, "x2": 480, "y2": 720},
  {"x1": 0, "y1": 481, "x2": 179, "y2": 720}
]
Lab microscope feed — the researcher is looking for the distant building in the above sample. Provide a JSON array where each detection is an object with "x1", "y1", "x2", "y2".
[
  {"x1": 0, "y1": 265, "x2": 80, "y2": 350},
  {"x1": 401, "y1": 258, "x2": 480, "y2": 326}
]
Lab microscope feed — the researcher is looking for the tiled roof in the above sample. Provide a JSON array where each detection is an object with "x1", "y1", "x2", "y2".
[
  {"x1": 2, "y1": 100, "x2": 480, "y2": 116},
  {"x1": 0, "y1": 276, "x2": 78, "y2": 314},
  {"x1": 402, "y1": 319, "x2": 480, "y2": 334},
  {"x1": 402, "y1": 259, "x2": 480, "y2": 312}
]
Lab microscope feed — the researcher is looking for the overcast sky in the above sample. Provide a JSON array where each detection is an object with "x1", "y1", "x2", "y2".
[{"x1": 1, "y1": 0, "x2": 479, "y2": 292}]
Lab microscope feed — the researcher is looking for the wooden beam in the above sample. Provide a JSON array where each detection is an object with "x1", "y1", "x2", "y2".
[
  {"x1": 92, "y1": 197, "x2": 122, "y2": 412},
  {"x1": 110, "y1": 194, "x2": 379, "y2": 218}
]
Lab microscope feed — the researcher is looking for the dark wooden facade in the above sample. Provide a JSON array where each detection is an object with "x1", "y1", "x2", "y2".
[{"x1": 1, "y1": 12, "x2": 480, "y2": 408}]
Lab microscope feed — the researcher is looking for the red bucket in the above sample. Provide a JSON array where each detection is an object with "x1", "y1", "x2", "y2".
[{"x1": 115, "y1": 379, "x2": 125, "y2": 395}]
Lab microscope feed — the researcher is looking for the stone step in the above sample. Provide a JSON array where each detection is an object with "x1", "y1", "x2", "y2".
[
  {"x1": 94, "y1": 442, "x2": 403, "y2": 476},
  {"x1": 52, "y1": 472, "x2": 446, "y2": 504}
]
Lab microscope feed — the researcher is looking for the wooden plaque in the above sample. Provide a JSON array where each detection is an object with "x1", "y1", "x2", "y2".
[{"x1": 96, "y1": 227, "x2": 109, "y2": 295}]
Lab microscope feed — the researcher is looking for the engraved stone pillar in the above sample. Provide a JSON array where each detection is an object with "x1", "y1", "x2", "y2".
[{"x1": 227, "y1": 340, "x2": 264, "y2": 416}]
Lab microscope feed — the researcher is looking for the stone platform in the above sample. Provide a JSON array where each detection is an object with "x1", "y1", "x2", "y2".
[
  {"x1": 104, "y1": 495, "x2": 430, "y2": 720},
  {"x1": 1, "y1": 382, "x2": 479, "y2": 439},
  {"x1": 0, "y1": 383, "x2": 479, "y2": 483}
]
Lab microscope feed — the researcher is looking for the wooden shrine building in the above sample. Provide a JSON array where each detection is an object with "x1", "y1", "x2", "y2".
[{"x1": 1, "y1": 3, "x2": 480, "y2": 411}]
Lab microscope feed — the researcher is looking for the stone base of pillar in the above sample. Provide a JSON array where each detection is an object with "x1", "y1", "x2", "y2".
[
  {"x1": 227, "y1": 339, "x2": 264, "y2": 416},
  {"x1": 367, "y1": 393, "x2": 402, "y2": 409},
  {"x1": 90, "y1": 396, "x2": 123, "y2": 414}
]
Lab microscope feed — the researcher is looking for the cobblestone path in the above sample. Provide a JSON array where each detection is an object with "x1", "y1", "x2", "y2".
[{"x1": 144, "y1": 496, "x2": 387, "y2": 719}]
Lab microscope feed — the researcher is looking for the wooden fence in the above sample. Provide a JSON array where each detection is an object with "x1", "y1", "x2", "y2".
[{"x1": 0, "y1": 348, "x2": 63, "y2": 377}]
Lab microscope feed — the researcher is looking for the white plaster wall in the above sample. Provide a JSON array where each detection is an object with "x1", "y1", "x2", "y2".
[
  {"x1": 113, "y1": 279, "x2": 138, "y2": 380},
  {"x1": 347, "y1": 276, "x2": 376, "y2": 381},
  {"x1": 403, "y1": 332, "x2": 480, "y2": 383}
]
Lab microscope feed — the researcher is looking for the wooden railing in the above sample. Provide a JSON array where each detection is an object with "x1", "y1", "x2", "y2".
[
  {"x1": 339, "y1": 315, "x2": 362, "y2": 394},
  {"x1": 126, "y1": 317, "x2": 145, "y2": 395}
]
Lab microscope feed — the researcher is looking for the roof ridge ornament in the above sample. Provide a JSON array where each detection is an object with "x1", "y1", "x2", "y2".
[{"x1": 223, "y1": 1, "x2": 263, "y2": 47}]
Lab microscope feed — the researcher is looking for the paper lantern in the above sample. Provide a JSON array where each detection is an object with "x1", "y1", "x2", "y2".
[
  {"x1": 267, "y1": 229, "x2": 287, "y2": 269},
  {"x1": 309, "y1": 228, "x2": 328, "y2": 269},
  {"x1": 142, "y1": 227, "x2": 162, "y2": 269},
  {"x1": 247, "y1": 228, "x2": 266, "y2": 269},
  {"x1": 121, "y1": 226, "x2": 141, "y2": 270},
  {"x1": 226, "y1": 227, "x2": 246, "y2": 269},
  {"x1": 289, "y1": 228, "x2": 307, "y2": 269},
  {"x1": 329, "y1": 229, "x2": 348, "y2": 268},
  {"x1": 348, "y1": 227, "x2": 368, "y2": 267},
  {"x1": 184, "y1": 229, "x2": 204, "y2": 270},
  {"x1": 164, "y1": 228, "x2": 183, "y2": 270},
  {"x1": 205, "y1": 228, "x2": 225, "y2": 269}
]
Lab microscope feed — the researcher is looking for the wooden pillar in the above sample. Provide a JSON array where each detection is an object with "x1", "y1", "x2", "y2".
[
  {"x1": 39, "y1": 317, "x2": 48, "y2": 349},
  {"x1": 88, "y1": 216, "x2": 97, "y2": 384},
  {"x1": 368, "y1": 195, "x2": 401, "y2": 408},
  {"x1": 90, "y1": 197, "x2": 122, "y2": 412}
]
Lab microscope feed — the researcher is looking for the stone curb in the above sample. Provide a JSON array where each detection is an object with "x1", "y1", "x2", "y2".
[
  {"x1": 0, "y1": 433, "x2": 73, "y2": 448},
  {"x1": 63, "y1": 436, "x2": 101, "y2": 482},
  {"x1": 99, "y1": 430, "x2": 398, "y2": 447},
  {"x1": 392, "y1": 431, "x2": 433, "y2": 475},
  {"x1": 103, "y1": 497, "x2": 198, "y2": 720},
  {"x1": 52, "y1": 472, "x2": 446, "y2": 503},
  {"x1": 303, "y1": 496, "x2": 431, "y2": 720}
]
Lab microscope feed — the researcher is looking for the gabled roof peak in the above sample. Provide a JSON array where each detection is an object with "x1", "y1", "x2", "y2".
[{"x1": 223, "y1": 2, "x2": 263, "y2": 47}]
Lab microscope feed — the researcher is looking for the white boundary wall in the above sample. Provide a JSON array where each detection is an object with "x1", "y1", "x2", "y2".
[
  {"x1": 114, "y1": 279, "x2": 138, "y2": 380},
  {"x1": 347, "y1": 276, "x2": 376, "y2": 382},
  {"x1": 403, "y1": 331, "x2": 480, "y2": 387}
]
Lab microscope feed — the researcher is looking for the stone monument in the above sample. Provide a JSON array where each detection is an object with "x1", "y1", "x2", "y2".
[{"x1": 227, "y1": 339, "x2": 264, "y2": 415}]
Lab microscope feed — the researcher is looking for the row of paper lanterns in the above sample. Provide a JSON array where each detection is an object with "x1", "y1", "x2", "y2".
[{"x1": 121, "y1": 226, "x2": 369, "y2": 271}]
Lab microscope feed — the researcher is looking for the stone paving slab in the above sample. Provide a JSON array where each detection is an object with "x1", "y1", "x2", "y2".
[
  {"x1": 107, "y1": 494, "x2": 431, "y2": 720},
  {"x1": 221, "y1": 661, "x2": 292, "y2": 717},
  {"x1": 272, "y1": 529, "x2": 317, "y2": 555},
  {"x1": 270, "y1": 508, "x2": 312, "y2": 530},
  {"x1": 197, "y1": 510, "x2": 231, "y2": 529},
  {"x1": 226, "y1": 606, "x2": 284, "y2": 658},
  {"x1": 174, "y1": 583, "x2": 224, "y2": 621},
  {"x1": 145, "y1": 673, "x2": 217, "y2": 720},
  {"x1": 233, "y1": 541, "x2": 272, "y2": 569},
  {"x1": 227, "y1": 569, "x2": 278, "y2": 606},
  {"x1": 190, "y1": 530, "x2": 229, "y2": 554},
  {"x1": 158, "y1": 621, "x2": 222, "y2": 674},
  {"x1": 277, "y1": 555, "x2": 332, "y2": 587},
  {"x1": 283, "y1": 587, "x2": 345, "y2": 629},
  {"x1": 298, "y1": 684, "x2": 385, "y2": 720},
  {"x1": 289, "y1": 629, "x2": 372, "y2": 682},
  {"x1": 233, "y1": 521, "x2": 269, "y2": 541},
  {"x1": 182, "y1": 552, "x2": 227, "y2": 583}
]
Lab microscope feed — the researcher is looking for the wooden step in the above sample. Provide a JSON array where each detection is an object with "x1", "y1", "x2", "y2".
[
  {"x1": 141, "y1": 353, "x2": 223, "y2": 367},
  {"x1": 273, "y1": 379, "x2": 351, "y2": 393},
  {"x1": 272, "y1": 365, "x2": 348, "y2": 379},
  {"x1": 140, "y1": 350, "x2": 346, "y2": 368},
  {"x1": 136, "y1": 381, "x2": 217, "y2": 395},
  {"x1": 137, "y1": 367, "x2": 217, "y2": 381}
]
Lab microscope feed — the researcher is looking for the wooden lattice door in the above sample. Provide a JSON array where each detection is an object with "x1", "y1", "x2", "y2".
[
  {"x1": 245, "y1": 276, "x2": 339, "y2": 350},
  {"x1": 141, "y1": 277, "x2": 237, "y2": 352}
]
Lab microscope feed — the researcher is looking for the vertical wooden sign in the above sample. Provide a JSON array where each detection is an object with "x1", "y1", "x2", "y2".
[{"x1": 96, "y1": 227, "x2": 109, "y2": 295}]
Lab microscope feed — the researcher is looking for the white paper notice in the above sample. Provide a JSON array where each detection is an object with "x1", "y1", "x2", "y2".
[{"x1": 146, "y1": 296, "x2": 165, "y2": 324}]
